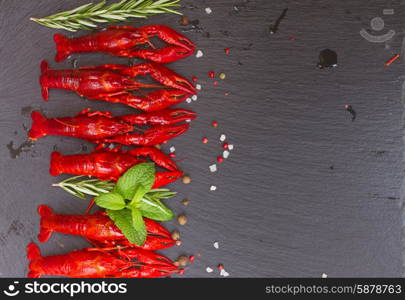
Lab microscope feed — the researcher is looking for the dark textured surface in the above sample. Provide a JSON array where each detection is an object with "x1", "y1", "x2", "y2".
[{"x1": 0, "y1": 0, "x2": 403, "y2": 277}]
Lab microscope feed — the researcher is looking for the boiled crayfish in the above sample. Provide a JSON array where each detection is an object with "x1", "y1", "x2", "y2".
[
  {"x1": 38, "y1": 205, "x2": 176, "y2": 251},
  {"x1": 54, "y1": 25, "x2": 195, "y2": 63},
  {"x1": 27, "y1": 243, "x2": 182, "y2": 278},
  {"x1": 40, "y1": 61, "x2": 196, "y2": 111},
  {"x1": 29, "y1": 108, "x2": 195, "y2": 146},
  {"x1": 28, "y1": 205, "x2": 180, "y2": 278},
  {"x1": 50, "y1": 146, "x2": 182, "y2": 182}
]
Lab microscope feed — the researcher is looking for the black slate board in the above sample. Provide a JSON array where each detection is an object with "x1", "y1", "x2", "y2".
[{"x1": 0, "y1": 0, "x2": 403, "y2": 277}]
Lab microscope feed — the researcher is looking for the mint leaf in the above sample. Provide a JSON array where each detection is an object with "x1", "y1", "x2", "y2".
[
  {"x1": 107, "y1": 208, "x2": 146, "y2": 246},
  {"x1": 139, "y1": 197, "x2": 174, "y2": 221},
  {"x1": 116, "y1": 162, "x2": 155, "y2": 199},
  {"x1": 129, "y1": 184, "x2": 147, "y2": 208},
  {"x1": 95, "y1": 192, "x2": 125, "y2": 210},
  {"x1": 131, "y1": 208, "x2": 147, "y2": 245}
]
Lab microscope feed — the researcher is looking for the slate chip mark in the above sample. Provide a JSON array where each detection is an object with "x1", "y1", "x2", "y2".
[
  {"x1": 344, "y1": 104, "x2": 356, "y2": 121},
  {"x1": 230, "y1": 0, "x2": 251, "y2": 16},
  {"x1": 0, "y1": 220, "x2": 25, "y2": 245},
  {"x1": 181, "y1": 19, "x2": 204, "y2": 33},
  {"x1": 6, "y1": 140, "x2": 34, "y2": 159},
  {"x1": 317, "y1": 49, "x2": 338, "y2": 69},
  {"x1": 7, "y1": 220, "x2": 24, "y2": 236},
  {"x1": 269, "y1": 8, "x2": 288, "y2": 34}
]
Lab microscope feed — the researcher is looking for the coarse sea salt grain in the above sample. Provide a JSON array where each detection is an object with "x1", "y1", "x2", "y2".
[
  {"x1": 322, "y1": 273, "x2": 328, "y2": 278},
  {"x1": 185, "y1": 119, "x2": 191, "y2": 123},
  {"x1": 228, "y1": 144, "x2": 234, "y2": 150},
  {"x1": 219, "y1": 134, "x2": 226, "y2": 142},
  {"x1": 210, "y1": 185, "x2": 217, "y2": 191},
  {"x1": 206, "y1": 267, "x2": 213, "y2": 273},
  {"x1": 196, "y1": 50, "x2": 203, "y2": 58},
  {"x1": 223, "y1": 150, "x2": 230, "y2": 159},
  {"x1": 196, "y1": 84, "x2": 202, "y2": 90},
  {"x1": 209, "y1": 164, "x2": 217, "y2": 172},
  {"x1": 192, "y1": 95, "x2": 198, "y2": 101},
  {"x1": 186, "y1": 98, "x2": 192, "y2": 103},
  {"x1": 205, "y1": 7, "x2": 212, "y2": 14},
  {"x1": 169, "y1": 146, "x2": 175, "y2": 153},
  {"x1": 213, "y1": 241, "x2": 219, "y2": 249},
  {"x1": 220, "y1": 269, "x2": 230, "y2": 277}
]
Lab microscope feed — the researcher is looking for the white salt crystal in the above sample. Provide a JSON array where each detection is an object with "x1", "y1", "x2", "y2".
[
  {"x1": 219, "y1": 134, "x2": 226, "y2": 142},
  {"x1": 206, "y1": 267, "x2": 213, "y2": 273},
  {"x1": 322, "y1": 273, "x2": 328, "y2": 278},
  {"x1": 192, "y1": 95, "x2": 198, "y2": 101},
  {"x1": 169, "y1": 146, "x2": 175, "y2": 153},
  {"x1": 210, "y1": 185, "x2": 217, "y2": 191},
  {"x1": 209, "y1": 164, "x2": 217, "y2": 172},
  {"x1": 228, "y1": 144, "x2": 234, "y2": 150},
  {"x1": 205, "y1": 7, "x2": 212, "y2": 14},
  {"x1": 223, "y1": 150, "x2": 230, "y2": 159},
  {"x1": 186, "y1": 98, "x2": 192, "y2": 103},
  {"x1": 196, "y1": 84, "x2": 202, "y2": 90},
  {"x1": 220, "y1": 269, "x2": 230, "y2": 277},
  {"x1": 213, "y1": 241, "x2": 219, "y2": 249},
  {"x1": 196, "y1": 50, "x2": 203, "y2": 58}
]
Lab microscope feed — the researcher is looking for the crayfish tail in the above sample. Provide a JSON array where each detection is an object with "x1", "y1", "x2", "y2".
[
  {"x1": 49, "y1": 152, "x2": 63, "y2": 176},
  {"x1": 27, "y1": 271, "x2": 40, "y2": 278},
  {"x1": 28, "y1": 111, "x2": 48, "y2": 140},
  {"x1": 27, "y1": 243, "x2": 41, "y2": 261},
  {"x1": 54, "y1": 33, "x2": 71, "y2": 62},
  {"x1": 38, "y1": 227, "x2": 53, "y2": 243},
  {"x1": 38, "y1": 204, "x2": 54, "y2": 217},
  {"x1": 37, "y1": 205, "x2": 54, "y2": 242},
  {"x1": 40, "y1": 61, "x2": 49, "y2": 100},
  {"x1": 41, "y1": 87, "x2": 49, "y2": 101}
]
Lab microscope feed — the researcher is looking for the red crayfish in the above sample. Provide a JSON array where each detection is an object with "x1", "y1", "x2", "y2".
[
  {"x1": 29, "y1": 108, "x2": 195, "y2": 146},
  {"x1": 40, "y1": 60, "x2": 196, "y2": 111},
  {"x1": 38, "y1": 205, "x2": 176, "y2": 251},
  {"x1": 53, "y1": 25, "x2": 195, "y2": 63},
  {"x1": 27, "y1": 243, "x2": 182, "y2": 278},
  {"x1": 50, "y1": 147, "x2": 182, "y2": 182}
]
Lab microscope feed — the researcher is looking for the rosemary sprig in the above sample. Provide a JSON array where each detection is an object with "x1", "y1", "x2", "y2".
[
  {"x1": 30, "y1": 0, "x2": 182, "y2": 32},
  {"x1": 52, "y1": 176, "x2": 115, "y2": 199},
  {"x1": 52, "y1": 175, "x2": 176, "y2": 200}
]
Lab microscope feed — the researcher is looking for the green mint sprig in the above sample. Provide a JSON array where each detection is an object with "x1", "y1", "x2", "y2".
[
  {"x1": 30, "y1": 0, "x2": 182, "y2": 32},
  {"x1": 52, "y1": 163, "x2": 176, "y2": 246}
]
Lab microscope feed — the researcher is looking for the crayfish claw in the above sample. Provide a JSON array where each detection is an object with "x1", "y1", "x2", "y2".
[
  {"x1": 127, "y1": 146, "x2": 178, "y2": 171},
  {"x1": 139, "y1": 25, "x2": 196, "y2": 51}
]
